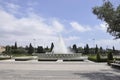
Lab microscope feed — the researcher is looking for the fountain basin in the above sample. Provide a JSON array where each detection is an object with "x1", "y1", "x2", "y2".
[
  {"x1": 14, "y1": 57, "x2": 33, "y2": 61},
  {"x1": 34, "y1": 53, "x2": 83, "y2": 61}
]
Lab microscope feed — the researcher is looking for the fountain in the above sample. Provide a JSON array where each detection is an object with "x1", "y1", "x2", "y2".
[
  {"x1": 35, "y1": 34, "x2": 82, "y2": 61},
  {"x1": 53, "y1": 35, "x2": 69, "y2": 54}
]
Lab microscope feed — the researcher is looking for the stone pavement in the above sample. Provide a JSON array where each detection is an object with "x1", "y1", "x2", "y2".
[{"x1": 0, "y1": 60, "x2": 120, "y2": 80}]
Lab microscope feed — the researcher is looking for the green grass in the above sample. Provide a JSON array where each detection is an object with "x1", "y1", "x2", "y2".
[{"x1": 88, "y1": 55, "x2": 107, "y2": 62}]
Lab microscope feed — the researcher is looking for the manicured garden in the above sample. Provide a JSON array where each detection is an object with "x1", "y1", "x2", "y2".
[
  {"x1": 88, "y1": 52, "x2": 120, "y2": 66},
  {"x1": 88, "y1": 55, "x2": 107, "y2": 62}
]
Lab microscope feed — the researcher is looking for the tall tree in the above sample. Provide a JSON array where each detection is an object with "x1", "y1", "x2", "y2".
[
  {"x1": 50, "y1": 42, "x2": 54, "y2": 52},
  {"x1": 84, "y1": 44, "x2": 89, "y2": 54},
  {"x1": 28, "y1": 43, "x2": 34, "y2": 54},
  {"x1": 100, "y1": 46, "x2": 103, "y2": 54},
  {"x1": 44, "y1": 46, "x2": 49, "y2": 52},
  {"x1": 5, "y1": 45, "x2": 11, "y2": 54},
  {"x1": 93, "y1": 1, "x2": 120, "y2": 39},
  {"x1": 73, "y1": 44, "x2": 78, "y2": 53},
  {"x1": 14, "y1": 42, "x2": 17, "y2": 49},
  {"x1": 112, "y1": 46, "x2": 116, "y2": 54},
  {"x1": 95, "y1": 44, "x2": 98, "y2": 54}
]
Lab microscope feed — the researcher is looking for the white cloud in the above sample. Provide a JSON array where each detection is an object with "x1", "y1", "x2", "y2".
[
  {"x1": 95, "y1": 22, "x2": 108, "y2": 32},
  {"x1": 70, "y1": 22, "x2": 91, "y2": 32},
  {"x1": 0, "y1": 9, "x2": 65, "y2": 46},
  {"x1": 52, "y1": 20, "x2": 64, "y2": 33},
  {"x1": 64, "y1": 36, "x2": 84, "y2": 47},
  {"x1": 5, "y1": 2, "x2": 20, "y2": 14}
]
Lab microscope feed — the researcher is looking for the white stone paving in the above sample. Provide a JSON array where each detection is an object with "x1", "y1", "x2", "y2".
[{"x1": 0, "y1": 60, "x2": 120, "y2": 80}]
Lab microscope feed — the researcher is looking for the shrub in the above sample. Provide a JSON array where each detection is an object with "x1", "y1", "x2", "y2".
[
  {"x1": 107, "y1": 52, "x2": 114, "y2": 65},
  {"x1": 11, "y1": 49, "x2": 27, "y2": 54},
  {"x1": 107, "y1": 52, "x2": 113, "y2": 60},
  {"x1": 96, "y1": 53, "x2": 101, "y2": 62},
  {"x1": 88, "y1": 54, "x2": 107, "y2": 62}
]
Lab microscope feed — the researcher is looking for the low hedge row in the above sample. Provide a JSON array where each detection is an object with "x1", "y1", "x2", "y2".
[
  {"x1": 88, "y1": 55, "x2": 107, "y2": 62},
  {"x1": 0, "y1": 57, "x2": 11, "y2": 60}
]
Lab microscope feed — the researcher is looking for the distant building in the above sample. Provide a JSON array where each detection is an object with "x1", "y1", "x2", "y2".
[{"x1": 0, "y1": 46, "x2": 5, "y2": 53}]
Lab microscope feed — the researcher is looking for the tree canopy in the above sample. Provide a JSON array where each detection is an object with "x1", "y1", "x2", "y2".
[
  {"x1": 93, "y1": 0, "x2": 120, "y2": 39},
  {"x1": 28, "y1": 43, "x2": 34, "y2": 54}
]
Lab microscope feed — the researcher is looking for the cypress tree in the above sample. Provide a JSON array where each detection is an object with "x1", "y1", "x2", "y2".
[
  {"x1": 73, "y1": 44, "x2": 78, "y2": 53},
  {"x1": 112, "y1": 46, "x2": 115, "y2": 54},
  {"x1": 84, "y1": 44, "x2": 89, "y2": 54},
  {"x1": 14, "y1": 42, "x2": 17, "y2": 49},
  {"x1": 95, "y1": 44, "x2": 98, "y2": 54},
  {"x1": 50, "y1": 42, "x2": 54, "y2": 52}
]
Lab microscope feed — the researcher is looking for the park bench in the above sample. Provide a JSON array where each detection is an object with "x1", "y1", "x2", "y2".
[{"x1": 111, "y1": 60, "x2": 120, "y2": 69}]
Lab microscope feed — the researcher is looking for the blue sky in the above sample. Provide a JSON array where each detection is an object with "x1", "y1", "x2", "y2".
[{"x1": 0, "y1": 0, "x2": 120, "y2": 49}]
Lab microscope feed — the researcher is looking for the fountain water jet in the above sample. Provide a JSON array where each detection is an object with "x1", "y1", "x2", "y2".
[{"x1": 53, "y1": 35, "x2": 69, "y2": 54}]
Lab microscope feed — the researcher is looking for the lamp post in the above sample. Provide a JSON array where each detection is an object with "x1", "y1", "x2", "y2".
[{"x1": 92, "y1": 38, "x2": 95, "y2": 54}]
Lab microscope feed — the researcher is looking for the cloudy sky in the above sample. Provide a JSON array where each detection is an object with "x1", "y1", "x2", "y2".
[{"x1": 0, "y1": 0, "x2": 120, "y2": 49}]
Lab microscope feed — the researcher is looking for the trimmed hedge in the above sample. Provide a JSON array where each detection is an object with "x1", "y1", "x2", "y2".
[{"x1": 88, "y1": 55, "x2": 107, "y2": 62}]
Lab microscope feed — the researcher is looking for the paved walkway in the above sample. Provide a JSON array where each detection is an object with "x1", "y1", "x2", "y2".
[{"x1": 0, "y1": 60, "x2": 120, "y2": 80}]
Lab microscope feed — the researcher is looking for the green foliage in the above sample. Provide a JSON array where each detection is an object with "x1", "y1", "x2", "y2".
[
  {"x1": 84, "y1": 44, "x2": 89, "y2": 54},
  {"x1": 99, "y1": 46, "x2": 103, "y2": 54},
  {"x1": 112, "y1": 46, "x2": 116, "y2": 54},
  {"x1": 0, "y1": 57, "x2": 11, "y2": 60},
  {"x1": 95, "y1": 45, "x2": 98, "y2": 54},
  {"x1": 77, "y1": 47, "x2": 84, "y2": 53},
  {"x1": 4, "y1": 45, "x2": 30, "y2": 57},
  {"x1": 107, "y1": 52, "x2": 113, "y2": 60},
  {"x1": 5, "y1": 45, "x2": 11, "y2": 54},
  {"x1": 88, "y1": 54, "x2": 107, "y2": 62},
  {"x1": 93, "y1": 1, "x2": 120, "y2": 39},
  {"x1": 37, "y1": 46, "x2": 45, "y2": 53},
  {"x1": 44, "y1": 46, "x2": 50, "y2": 52},
  {"x1": 50, "y1": 42, "x2": 54, "y2": 52},
  {"x1": 14, "y1": 42, "x2": 17, "y2": 49},
  {"x1": 73, "y1": 44, "x2": 78, "y2": 53},
  {"x1": 96, "y1": 53, "x2": 101, "y2": 62},
  {"x1": 11, "y1": 48, "x2": 27, "y2": 54},
  {"x1": 107, "y1": 51, "x2": 113, "y2": 65},
  {"x1": 28, "y1": 43, "x2": 34, "y2": 54}
]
